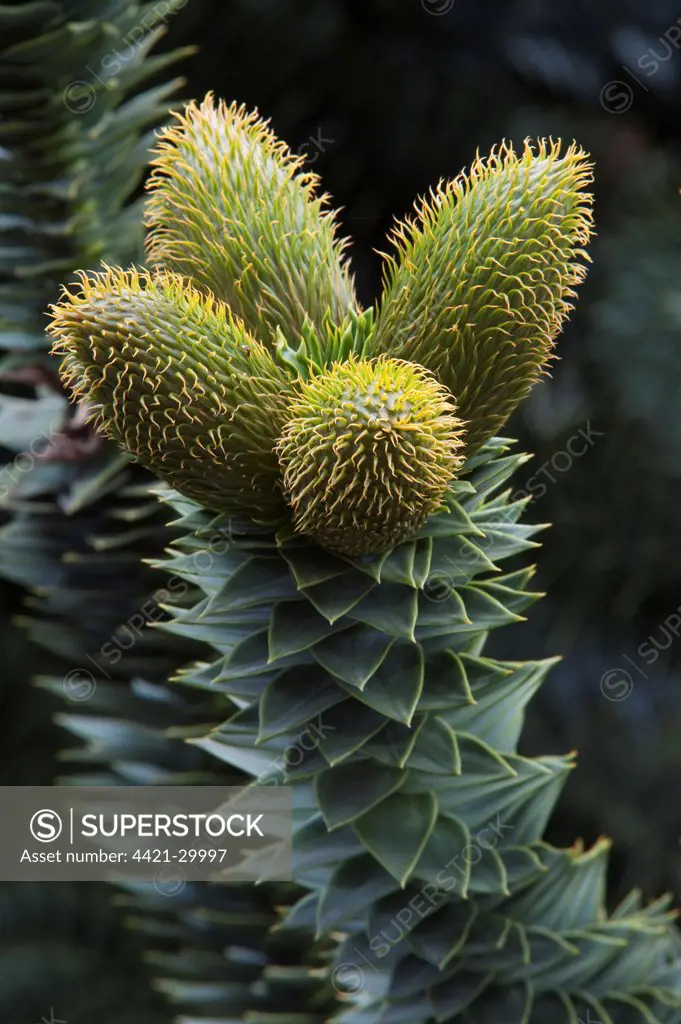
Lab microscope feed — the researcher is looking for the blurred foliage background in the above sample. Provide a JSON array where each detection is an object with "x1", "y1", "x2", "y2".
[{"x1": 3, "y1": 0, "x2": 681, "y2": 1018}]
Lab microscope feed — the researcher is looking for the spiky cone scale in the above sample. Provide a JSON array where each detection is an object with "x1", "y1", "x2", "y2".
[
  {"x1": 277, "y1": 355, "x2": 467, "y2": 556},
  {"x1": 365, "y1": 139, "x2": 594, "y2": 454},
  {"x1": 144, "y1": 94, "x2": 358, "y2": 348},
  {"x1": 148, "y1": 439, "x2": 681, "y2": 1024},
  {"x1": 48, "y1": 266, "x2": 293, "y2": 520}
]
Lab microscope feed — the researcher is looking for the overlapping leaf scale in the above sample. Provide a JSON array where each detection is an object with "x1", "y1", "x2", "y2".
[{"x1": 151, "y1": 438, "x2": 681, "y2": 1023}]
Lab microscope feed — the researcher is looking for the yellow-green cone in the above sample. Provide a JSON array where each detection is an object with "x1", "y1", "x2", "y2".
[
  {"x1": 48, "y1": 266, "x2": 292, "y2": 519},
  {"x1": 276, "y1": 355, "x2": 466, "y2": 556},
  {"x1": 365, "y1": 139, "x2": 595, "y2": 453},
  {"x1": 47, "y1": 101, "x2": 594, "y2": 558},
  {"x1": 145, "y1": 94, "x2": 358, "y2": 349}
]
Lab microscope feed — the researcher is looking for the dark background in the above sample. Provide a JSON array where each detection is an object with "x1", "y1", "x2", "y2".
[{"x1": 2, "y1": 0, "x2": 681, "y2": 1016}]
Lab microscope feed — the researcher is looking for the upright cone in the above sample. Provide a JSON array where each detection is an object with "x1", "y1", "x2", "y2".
[
  {"x1": 365, "y1": 139, "x2": 594, "y2": 452},
  {"x1": 145, "y1": 94, "x2": 358, "y2": 349},
  {"x1": 48, "y1": 266, "x2": 292, "y2": 519}
]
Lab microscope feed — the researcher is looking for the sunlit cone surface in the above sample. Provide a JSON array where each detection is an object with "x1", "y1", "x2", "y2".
[
  {"x1": 145, "y1": 94, "x2": 357, "y2": 349},
  {"x1": 276, "y1": 355, "x2": 466, "y2": 555},
  {"x1": 48, "y1": 266, "x2": 292, "y2": 519},
  {"x1": 366, "y1": 139, "x2": 594, "y2": 452}
]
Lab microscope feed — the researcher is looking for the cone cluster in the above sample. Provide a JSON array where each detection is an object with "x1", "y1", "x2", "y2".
[{"x1": 48, "y1": 95, "x2": 594, "y2": 556}]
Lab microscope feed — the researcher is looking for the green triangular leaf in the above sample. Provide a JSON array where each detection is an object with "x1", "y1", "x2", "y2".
[
  {"x1": 353, "y1": 790, "x2": 439, "y2": 885},
  {"x1": 406, "y1": 717, "x2": 461, "y2": 775},
  {"x1": 314, "y1": 702, "x2": 387, "y2": 765},
  {"x1": 258, "y1": 665, "x2": 346, "y2": 741},
  {"x1": 317, "y1": 854, "x2": 398, "y2": 932},
  {"x1": 315, "y1": 760, "x2": 406, "y2": 830},
  {"x1": 312, "y1": 622, "x2": 395, "y2": 688},
  {"x1": 348, "y1": 582, "x2": 419, "y2": 640},
  {"x1": 269, "y1": 600, "x2": 349, "y2": 660},
  {"x1": 302, "y1": 569, "x2": 376, "y2": 623},
  {"x1": 336, "y1": 641, "x2": 424, "y2": 725}
]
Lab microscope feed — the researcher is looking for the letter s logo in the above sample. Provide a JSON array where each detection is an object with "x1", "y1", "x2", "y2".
[{"x1": 30, "y1": 809, "x2": 63, "y2": 842}]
